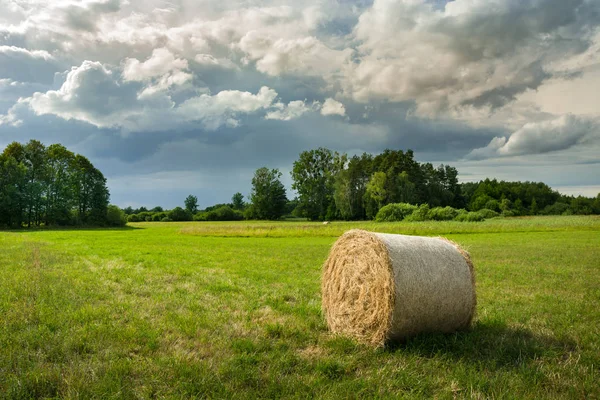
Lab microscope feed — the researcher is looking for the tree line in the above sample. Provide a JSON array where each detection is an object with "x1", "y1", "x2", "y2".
[
  {"x1": 124, "y1": 147, "x2": 600, "y2": 223},
  {"x1": 4, "y1": 141, "x2": 595, "y2": 227},
  {"x1": 0, "y1": 140, "x2": 125, "y2": 228}
]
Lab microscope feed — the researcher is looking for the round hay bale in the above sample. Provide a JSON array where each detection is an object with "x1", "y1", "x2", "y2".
[{"x1": 321, "y1": 230, "x2": 476, "y2": 346}]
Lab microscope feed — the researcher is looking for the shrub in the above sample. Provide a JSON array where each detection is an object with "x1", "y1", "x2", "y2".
[
  {"x1": 485, "y1": 199, "x2": 500, "y2": 212},
  {"x1": 541, "y1": 202, "x2": 570, "y2": 215},
  {"x1": 470, "y1": 194, "x2": 493, "y2": 211},
  {"x1": 405, "y1": 204, "x2": 431, "y2": 222},
  {"x1": 169, "y1": 207, "x2": 192, "y2": 221},
  {"x1": 243, "y1": 205, "x2": 257, "y2": 220},
  {"x1": 375, "y1": 203, "x2": 418, "y2": 222},
  {"x1": 161, "y1": 217, "x2": 173, "y2": 222},
  {"x1": 427, "y1": 206, "x2": 458, "y2": 221},
  {"x1": 454, "y1": 212, "x2": 485, "y2": 222},
  {"x1": 128, "y1": 214, "x2": 141, "y2": 222},
  {"x1": 205, "y1": 206, "x2": 244, "y2": 221},
  {"x1": 501, "y1": 210, "x2": 515, "y2": 217},
  {"x1": 106, "y1": 205, "x2": 127, "y2": 226},
  {"x1": 478, "y1": 208, "x2": 499, "y2": 219},
  {"x1": 193, "y1": 212, "x2": 207, "y2": 221},
  {"x1": 152, "y1": 212, "x2": 167, "y2": 222}
]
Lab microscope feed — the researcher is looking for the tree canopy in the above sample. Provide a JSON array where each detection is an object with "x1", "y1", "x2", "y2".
[
  {"x1": 0, "y1": 140, "x2": 114, "y2": 228},
  {"x1": 249, "y1": 167, "x2": 287, "y2": 220}
]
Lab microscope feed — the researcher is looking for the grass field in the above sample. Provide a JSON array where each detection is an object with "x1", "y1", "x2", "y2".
[{"x1": 1, "y1": 216, "x2": 599, "y2": 399}]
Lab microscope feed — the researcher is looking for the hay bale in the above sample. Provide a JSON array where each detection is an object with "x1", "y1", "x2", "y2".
[{"x1": 321, "y1": 230, "x2": 476, "y2": 346}]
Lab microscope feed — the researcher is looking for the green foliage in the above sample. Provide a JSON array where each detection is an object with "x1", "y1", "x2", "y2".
[
  {"x1": 485, "y1": 199, "x2": 500, "y2": 211},
  {"x1": 106, "y1": 205, "x2": 127, "y2": 226},
  {"x1": 0, "y1": 140, "x2": 110, "y2": 227},
  {"x1": 291, "y1": 148, "x2": 345, "y2": 221},
  {"x1": 477, "y1": 208, "x2": 500, "y2": 219},
  {"x1": 470, "y1": 194, "x2": 493, "y2": 211},
  {"x1": 169, "y1": 207, "x2": 192, "y2": 222},
  {"x1": 232, "y1": 192, "x2": 245, "y2": 210},
  {"x1": 427, "y1": 206, "x2": 459, "y2": 221},
  {"x1": 541, "y1": 201, "x2": 569, "y2": 215},
  {"x1": 184, "y1": 195, "x2": 199, "y2": 214},
  {"x1": 463, "y1": 179, "x2": 562, "y2": 215},
  {"x1": 152, "y1": 212, "x2": 167, "y2": 221},
  {"x1": 364, "y1": 171, "x2": 388, "y2": 219},
  {"x1": 529, "y1": 198, "x2": 538, "y2": 215},
  {"x1": 454, "y1": 211, "x2": 485, "y2": 222},
  {"x1": 405, "y1": 204, "x2": 431, "y2": 221},
  {"x1": 250, "y1": 167, "x2": 287, "y2": 220},
  {"x1": 570, "y1": 196, "x2": 594, "y2": 215},
  {"x1": 204, "y1": 206, "x2": 244, "y2": 221},
  {"x1": 375, "y1": 203, "x2": 418, "y2": 222}
]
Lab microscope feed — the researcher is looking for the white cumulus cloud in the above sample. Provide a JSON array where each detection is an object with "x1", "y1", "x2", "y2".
[
  {"x1": 320, "y1": 98, "x2": 346, "y2": 116},
  {"x1": 466, "y1": 115, "x2": 599, "y2": 160}
]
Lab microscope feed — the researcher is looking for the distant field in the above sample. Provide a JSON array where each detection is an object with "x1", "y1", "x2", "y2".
[{"x1": 1, "y1": 216, "x2": 599, "y2": 398}]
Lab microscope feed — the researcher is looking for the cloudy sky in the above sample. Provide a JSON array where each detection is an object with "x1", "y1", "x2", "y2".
[{"x1": 1, "y1": 0, "x2": 599, "y2": 208}]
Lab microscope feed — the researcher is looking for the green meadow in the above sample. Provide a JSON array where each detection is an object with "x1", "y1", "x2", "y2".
[{"x1": 1, "y1": 216, "x2": 599, "y2": 399}]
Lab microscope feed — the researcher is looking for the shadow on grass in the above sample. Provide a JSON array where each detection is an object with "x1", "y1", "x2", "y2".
[{"x1": 386, "y1": 320, "x2": 576, "y2": 368}]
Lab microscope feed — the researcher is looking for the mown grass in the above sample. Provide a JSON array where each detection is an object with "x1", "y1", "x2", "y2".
[{"x1": 1, "y1": 216, "x2": 599, "y2": 399}]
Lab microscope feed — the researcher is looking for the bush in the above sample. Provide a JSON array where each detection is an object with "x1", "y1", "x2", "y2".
[
  {"x1": 106, "y1": 205, "x2": 127, "y2": 226},
  {"x1": 454, "y1": 211, "x2": 485, "y2": 222},
  {"x1": 501, "y1": 210, "x2": 515, "y2": 217},
  {"x1": 169, "y1": 207, "x2": 192, "y2": 221},
  {"x1": 193, "y1": 212, "x2": 207, "y2": 221},
  {"x1": 478, "y1": 208, "x2": 499, "y2": 219},
  {"x1": 128, "y1": 214, "x2": 141, "y2": 222},
  {"x1": 161, "y1": 217, "x2": 173, "y2": 222},
  {"x1": 427, "y1": 206, "x2": 458, "y2": 221},
  {"x1": 485, "y1": 199, "x2": 500, "y2": 212},
  {"x1": 375, "y1": 203, "x2": 418, "y2": 222},
  {"x1": 541, "y1": 202, "x2": 570, "y2": 215},
  {"x1": 243, "y1": 205, "x2": 257, "y2": 220},
  {"x1": 152, "y1": 212, "x2": 167, "y2": 221},
  {"x1": 405, "y1": 204, "x2": 431, "y2": 222},
  {"x1": 205, "y1": 206, "x2": 244, "y2": 221}
]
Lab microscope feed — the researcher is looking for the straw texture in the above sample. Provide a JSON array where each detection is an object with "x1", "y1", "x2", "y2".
[{"x1": 322, "y1": 230, "x2": 476, "y2": 346}]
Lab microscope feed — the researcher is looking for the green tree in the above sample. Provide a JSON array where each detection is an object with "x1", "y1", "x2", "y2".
[
  {"x1": 23, "y1": 140, "x2": 47, "y2": 227},
  {"x1": 232, "y1": 192, "x2": 245, "y2": 210},
  {"x1": 169, "y1": 206, "x2": 192, "y2": 221},
  {"x1": 333, "y1": 169, "x2": 353, "y2": 220},
  {"x1": 1, "y1": 140, "x2": 110, "y2": 227},
  {"x1": 45, "y1": 144, "x2": 76, "y2": 225},
  {"x1": 530, "y1": 198, "x2": 538, "y2": 215},
  {"x1": 106, "y1": 205, "x2": 127, "y2": 226},
  {"x1": 184, "y1": 195, "x2": 198, "y2": 214},
  {"x1": 0, "y1": 153, "x2": 27, "y2": 227},
  {"x1": 291, "y1": 148, "x2": 346, "y2": 220},
  {"x1": 364, "y1": 171, "x2": 388, "y2": 219},
  {"x1": 250, "y1": 167, "x2": 287, "y2": 220}
]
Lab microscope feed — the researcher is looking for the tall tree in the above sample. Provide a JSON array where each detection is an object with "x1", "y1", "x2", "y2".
[
  {"x1": 291, "y1": 148, "x2": 346, "y2": 220},
  {"x1": 184, "y1": 195, "x2": 199, "y2": 214},
  {"x1": 232, "y1": 192, "x2": 245, "y2": 210},
  {"x1": 364, "y1": 171, "x2": 388, "y2": 219},
  {"x1": 0, "y1": 140, "x2": 111, "y2": 227},
  {"x1": 250, "y1": 167, "x2": 287, "y2": 220}
]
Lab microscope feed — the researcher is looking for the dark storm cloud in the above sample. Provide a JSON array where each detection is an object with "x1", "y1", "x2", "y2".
[{"x1": 1, "y1": 0, "x2": 599, "y2": 205}]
